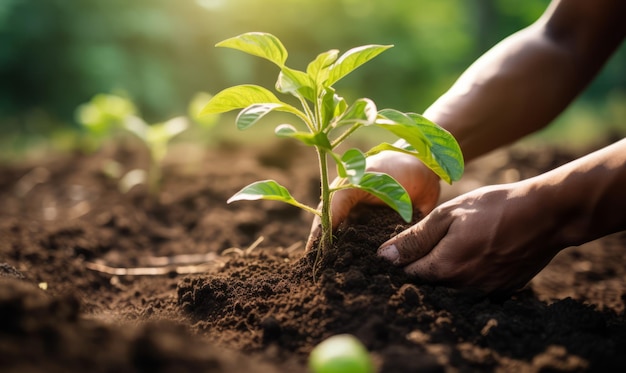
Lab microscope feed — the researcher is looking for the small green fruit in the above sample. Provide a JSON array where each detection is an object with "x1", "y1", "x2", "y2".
[{"x1": 308, "y1": 334, "x2": 374, "y2": 373}]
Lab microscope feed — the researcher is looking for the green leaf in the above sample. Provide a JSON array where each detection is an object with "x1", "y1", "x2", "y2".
[
  {"x1": 341, "y1": 148, "x2": 366, "y2": 185},
  {"x1": 329, "y1": 151, "x2": 347, "y2": 178},
  {"x1": 327, "y1": 44, "x2": 393, "y2": 86},
  {"x1": 366, "y1": 142, "x2": 415, "y2": 157},
  {"x1": 76, "y1": 94, "x2": 136, "y2": 135},
  {"x1": 333, "y1": 98, "x2": 378, "y2": 127},
  {"x1": 123, "y1": 116, "x2": 148, "y2": 141},
  {"x1": 146, "y1": 116, "x2": 188, "y2": 145},
  {"x1": 216, "y1": 32, "x2": 287, "y2": 67},
  {"x1": 236, "y1": 103, "x2": 283, "y2": 130},
  {"x1": 276, "y1": 66, "x2": 315, "y2": 101},
  {"x1": 407, "y1": 113, "x2": 464, "y2": 181},
  {"x1": 275, "y1": 124, "x2": 332, "y2": 150},
  {"x1": 352, "y1": 172, "x2": 412, "y2": 222},
  {"x1": 376, "y1": 109, "x2": 464, "y2": 183},
  {"x1": 307, "y1": 49, "x2": 339, "y2": 86},
  {"x1": 227, "y1": 179, "x2": 303, "y2": 208},
  {"x1": 199, "y1": 85, "x2": 281, "y2": 115},
  {"x1": 188, "y1": 92, "x2": 219, "y2": 128},
  {"x1": 320, "y1": 87, "x2": 346, "y2": 129}
]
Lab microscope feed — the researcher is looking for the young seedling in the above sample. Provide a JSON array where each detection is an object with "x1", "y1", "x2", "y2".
[
  {"x1": 123, "y1": 115, "x2": 189, "y2": 196},
  {"x1": 200, "y1": 32, "x2": 463, "y2": 268},
  {"x1": 76, "y1": 93, "x2": 137, "y2": 153},
  {"x1": 77, "y1": 93, "x2": 191, "y2": 196}
]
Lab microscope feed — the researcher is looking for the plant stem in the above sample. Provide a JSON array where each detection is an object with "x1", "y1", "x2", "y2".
[
  {"x1": 331, "y1": 123, "x2": 362, "y2": 149},
  {"x1": 298, "y1": 96, "x2": 317, "y2": 132},
  {"x1": 148, "y1": 159, "x2": 161, "y2": 198},
  {"x1": 312, "y1": 145, "x2": 333, "y2": 281},
  {"x1": 317, "y1": 145, "x2": 333, "y2": 254}
]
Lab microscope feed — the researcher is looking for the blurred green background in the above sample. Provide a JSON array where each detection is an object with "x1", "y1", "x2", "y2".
[{"x1": 1, "y1": 0, "x2": 624, "y2": 157}]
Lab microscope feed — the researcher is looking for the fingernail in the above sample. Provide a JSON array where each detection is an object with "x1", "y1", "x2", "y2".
[{"x1": 378, "y1": 244, "x2": 399, "y2": 264}]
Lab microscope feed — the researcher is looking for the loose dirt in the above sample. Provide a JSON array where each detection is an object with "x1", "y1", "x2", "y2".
[{"x1": 1, "y1": 138, "x2": 624, "y2": 372}]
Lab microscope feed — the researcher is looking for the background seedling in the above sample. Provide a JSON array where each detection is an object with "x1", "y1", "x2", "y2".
[
  {"x1": 75, "y1": 93, "x2": 137, "y2": 153},
  {"x1": 77, "y1": 93, "x2": 217, "y2": 196},
  {"x1": 201, "y1": 32, "x2": 464, "y2": 268},
  {"x1": 123, "y1": 115, "x2": 189, "y2": 195}
]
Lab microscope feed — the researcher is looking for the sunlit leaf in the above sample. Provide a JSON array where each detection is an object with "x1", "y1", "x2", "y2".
[
  {"x1": 123, "y1": 116, "x2": 148, "y2": 141},
  {"x1": 276, "y1": 66, "x2": 315, "y2": 101},
  {"x1": 307, "y1": 49, "x2": 339, "y2": 86},
  {"x1": 188, "y1": 92, "x2": 219, "y2": 128},
  {"x1": 199, "y1": 85, "x2": 282, "y2": 115},
  {"x1": 366, "y1": 142, "x2": 416, "y2": 157},
  {"x1": 327, "y1": 44, "x2": 393, "y2": 86},
  {"x1": 236, "y1": 103, "x2": 283, "y2": 130},
  {"x1": 227, "y1": 179, "x2": 301, "y2": 207},
  {"x1": 216, "y1": 32, "x2": 287, "y2": 67},
  {"x1": 376, "y1": 109, "x2": 464, "y2": 183},
  {"x1": 333, "y1": 98, "x2": 378, "y2": 127},
  {"x1": 341, "y1": 148, "x2": 366, "y2": 185},
  {"x1": 407, "y1": 113, "x2": 464, "y2": 181},
  {"x1": 352, "y1": 172, "x2": 412, "y2": 222},
  {"x1": 329, "y1": 151, "x2": 347, "y2": 178},
  {"x1": 76, "y1": 94, "x2": 136, "y2": 135},
  {"x1": 320, "y1": 87, "x2": 346, "y2": 128},
  {"x1": 275, "y1": 124, "x2": 332, "y2": 150},
  {"x1": 145, "y1": 116, "x2": 188, "y2": 144}
]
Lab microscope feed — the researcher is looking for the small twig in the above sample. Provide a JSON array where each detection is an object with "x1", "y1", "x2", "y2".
[
  {"x1": 244, "y1": 236, "x2": 264, "y2": 256},
  {"x1": 284, "y1": 241, "x2": 302, "y2": 253},
  {"x1": 221, "y1": 236, "x2": 265, "y2": 258},
  {"x1": 85, "y1": 236, "x2": 267, "y2": 276},
  {"x1": 138, "y1": 252, "x2": 219, "y2": 267},
  {"x1": 85, "y1": 260, "x2": 225, "y2": 276},
  {"x1": 221, "y1": 247, "x2": 245, "y2": 257}
]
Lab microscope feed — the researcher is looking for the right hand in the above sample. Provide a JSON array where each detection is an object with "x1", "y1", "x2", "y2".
[{"x1": 305, "y1": 150, "x2": 441, "y2": 251}]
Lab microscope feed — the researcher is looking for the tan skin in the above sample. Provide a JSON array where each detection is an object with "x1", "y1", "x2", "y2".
[{"x1": 306, "y1": 0, "x2": 626, "y2": 294}]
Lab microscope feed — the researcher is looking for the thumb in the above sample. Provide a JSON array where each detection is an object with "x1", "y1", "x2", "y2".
[{"x1": 377, "y1": 208, "x2": 449, "y2": 266}]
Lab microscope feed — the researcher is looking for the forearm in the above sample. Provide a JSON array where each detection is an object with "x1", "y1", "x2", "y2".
[
  {"x1": 532, "y1": 138, "x2": 626, "y2": 249},
  {"x1": 423, "y1": 0, "x2": 626, "y2": 163},
  {"x1": 424, "y1": 26, "x2": 579, "y2": 162}
]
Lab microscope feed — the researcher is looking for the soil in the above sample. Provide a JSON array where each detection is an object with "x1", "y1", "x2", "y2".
[{"x1": 0, "y1": 137, "x2": 624, "y2": 373}]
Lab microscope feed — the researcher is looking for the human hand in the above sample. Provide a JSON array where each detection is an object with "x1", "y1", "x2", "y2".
[
  {"x1": 305, "y1": 150, "x2": 441, "y2": 251},
  {"x1": 377, "y1": 181, "x2": 563, "y2": 294}
]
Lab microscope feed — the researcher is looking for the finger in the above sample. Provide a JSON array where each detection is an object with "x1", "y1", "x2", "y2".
[
  {"x1": 377, "y1": 208, "x2": 450, "y2": 266},
  {"x1": 402, "y1": 248, "x2": 444, "y2": 283}
]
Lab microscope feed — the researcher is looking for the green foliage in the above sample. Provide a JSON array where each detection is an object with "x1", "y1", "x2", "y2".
[
  {"x1": 76, "y1": 93, "x2": 137, "y2": 137},
  {"x1": 202, "y1": 32, "x2": 464, "y2": 255},
  {"x1": 188, "y1": 92, "x2": 219, "y2": 128},
  {"x1": 77, "y1": 93, "x2": 203, "y2": 195},
  {"x1": 2, "y1": 0, "x2": 622, "y2": 154},
  {"x1": 124, "y1": 115, "x2": 189, "y2": 194}
]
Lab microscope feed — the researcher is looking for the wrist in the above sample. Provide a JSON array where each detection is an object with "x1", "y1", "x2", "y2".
[
  {"x1": 525, "y1": 176, "x2": 581, "y2": 251},
  {"x1": 525, "y1": 160, "x2": 603, "y2": 250}
]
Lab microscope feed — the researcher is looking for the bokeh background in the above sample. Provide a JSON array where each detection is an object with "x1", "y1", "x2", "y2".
[{"x1": 1, "y1": 0, "x2": 625, "y2": 158}]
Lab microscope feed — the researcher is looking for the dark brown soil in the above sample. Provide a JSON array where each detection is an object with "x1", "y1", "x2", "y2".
[{"x1": 0, "y1": 138, "x2": 624, "y2": 372}]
